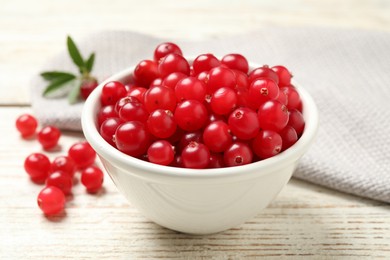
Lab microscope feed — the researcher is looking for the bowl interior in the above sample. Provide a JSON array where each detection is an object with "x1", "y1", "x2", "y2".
[{"x1": 82, "y1": 60, "x2": 319, "y2": 181}]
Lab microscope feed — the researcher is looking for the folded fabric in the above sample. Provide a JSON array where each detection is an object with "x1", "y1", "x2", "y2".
[{"x1": 31, "y1": 28, "x2": 390, "y2": 203}]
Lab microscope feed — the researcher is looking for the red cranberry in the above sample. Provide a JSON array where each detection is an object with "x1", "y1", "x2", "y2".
[
  {"x1": 24, "y1": 153, "x2": 51, "y2": 183},
  {"x1": 192, "y1": 54, "x2": 220, "y2": 75},
  {"x1": 16, "y1": 114, "x2": 38, "y2": 138},
  {"x1": 46, "y1": 171, "x2": 73, "y2": 195},
  {"x1": 81, "y1": 166, "x2": 104, "y2": 193},
  {"x1": 51, "y1": 156, "x2": 76, "y2": 177},
  {"x1": 158, "y1": 54, "x2": 190, "y2": 78},
  {"x1": 133, "y1": 60, "x2": 160, "y2": 87},
  {"x1": 38, "y1": 126, "x2": 61, "y2": 150},
  {"x1": 181, "y1": 142, "x2": 210, "y2": 169},
  {"x1": 147, "y1": 140, "x2": 175, "y2": 166},
  {"x1": 37, "y1": 186, "x2": 65, "y2": 215},
  {"x1": 221, "y1": 54, "x2": 249, "y2": 74},
  {"x1": 154, "y1": 42, "x2": 183, "y2": 62},
  {"x1": 100, "y1": 81, "x2": 127, "y2": 106},
  {"x1": 115, "y1": 121, "x2": 151, "y2": 157},
  {"x1": 68, "y1": 141, "x2": 96, "y2": 169}
]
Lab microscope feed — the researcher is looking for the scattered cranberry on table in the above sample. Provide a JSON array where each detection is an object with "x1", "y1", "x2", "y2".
[
  {"x1": 81, "y1": 166, "x2": 104, "y2": 193},
  {"x1": 38, "y1": 126, "x2": 61, "y2": 150},
  {"x1": 51, "y1": 155, "x2": 76, "y2": 177},
  {"x1": 68, "y1": 141, "x2": 96, "y2": 169},
  {"x1": 96, "y1": 42, "x2": 305, "y2": 169},
  {"x1": 24, "y1": 153, "x2": 51, "y2": 184},
  {"x1": 16, "y1": 114, "x2": 38, "y2": 138},
  {"x1": 46, "y1": 170, "x2": 73, "y2": 195},
  {"x1": 16, "y1": 114, "x2": 104, "y2": 216},
  {"x1": 37, "y1": 186, "x2": 66, "y2": 216}
]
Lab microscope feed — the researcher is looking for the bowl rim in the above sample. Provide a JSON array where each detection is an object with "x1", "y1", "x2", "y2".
[{"x1": 82, "y1": 60, "x2": 319, "y2": 181}]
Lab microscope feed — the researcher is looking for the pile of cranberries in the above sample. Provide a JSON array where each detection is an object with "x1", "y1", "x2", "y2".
[
  {"x1": 16, "y1": 114, "x2": 104, "y2": 216},
  {"x1": 97, "y1": 42, "x2": 305, "y2": 169}
]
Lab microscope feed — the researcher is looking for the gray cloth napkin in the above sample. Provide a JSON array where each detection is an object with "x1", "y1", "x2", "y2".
[{"x1": 31, "y1": 28, "x2": 390, "y2": 203}]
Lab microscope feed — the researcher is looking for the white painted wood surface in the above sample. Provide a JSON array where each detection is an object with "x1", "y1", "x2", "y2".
[{"x1": 1, "y1": 0, "x2": 389, "y2": 259}]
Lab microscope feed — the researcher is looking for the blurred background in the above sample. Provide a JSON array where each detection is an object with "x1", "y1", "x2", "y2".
[{"x1": 1, "y1": 0, "x2": 389, "y2": 104}]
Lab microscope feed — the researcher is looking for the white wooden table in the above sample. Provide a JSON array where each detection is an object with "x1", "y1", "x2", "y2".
[{"x1": 1, "y1": 1, "x2": 389, "y2": 259}]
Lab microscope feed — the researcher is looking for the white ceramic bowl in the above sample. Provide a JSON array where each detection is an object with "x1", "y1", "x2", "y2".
[{"x1": 82, "y1": 61, "x2": 319, "y2": 235}]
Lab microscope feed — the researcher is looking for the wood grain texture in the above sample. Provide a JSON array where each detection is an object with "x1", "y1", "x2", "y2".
[{"x1": 1, "y1": 1, "x2": 390, "y2": 259}]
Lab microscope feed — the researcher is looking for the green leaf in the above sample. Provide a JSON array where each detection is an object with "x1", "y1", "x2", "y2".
[
  {"x1": 67, "y1": 79, "x2": 81, "y2": 104},
  {"x1": 40, "y1": 71, "x2": 76, "y2": 81},
  {"x1": 67, "y1": 36, "x2": 85, "y2": 69},
  {"x1": 42, "y1": 74, "x2": 76, "y2": 96},
  {"x1": 85, "y1": 53, "x2": 95, "y2": 73}
]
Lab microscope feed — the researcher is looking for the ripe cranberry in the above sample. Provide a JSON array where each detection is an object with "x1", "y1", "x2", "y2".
[
  {"x1": 147, "y1": 109, "x2": 177, "y2": 139},
  {"x1": 206, "y1": 66, "x2": 236, "y2": 94},
  {"x1": 162, "y1": 72, "x2": 187, "y2": 90},
  {"x1": 178, "y1": 131, "x2": 203, "y2": 153},
  {"x1": 257, "y1": 100, "x2": 289, "y2": 132},
  {"x1": 144, "y1": 85, "x2": 177, "y2": 113},
  {"x1": 252, "y1": 130, "x2": 283, "y2": 159},
  {"x1": 100, "y1": 117, "x2": 122, "y2": 146},
  {"x1": 16, "y1": 114, "x2": 38, "y2": 138},
  {"x1": 154, "y1": 42, "x2": 183, "y2": 61},
  {"x1": 248, "y1": 65, "x2": 279, "y2": 85},
  {"x1": 287, "y1": 109, "x2": 305, "y2": 136},
  {"x1": 115, "y1": 121, "x2": 151, "y2": 157},
  {"x1": 37, "y1": 186, "x2": 66, "y2": 215},
  {"x1": 127, "y1": 87, "x2": 147, "y2": 103},
  {"x1": 174, "y1": 100, "x2": 208, "y2": 131},
  {"x1": 224, "y1": 142, "x2": 253, "y2": 167},
  {"x1": 100, "y1": 81, "x2": 127, "y2": 106},
  {"x1": 114, "y1": 96, "x2": 140, "y2": 114},
  {"x1": 46, "y1": 171, "x2": 73, "y2": 195},
  {"x1": 280, "y1": 85, "x2": 302, "y2": 111},
  {"x1": 158, "y1": 54, "x2": 190, "y2": 78},
  {"x1": 80, "y1": 78, "x2": 98, "y2": 100},
  {"x1": 228, "y1": 107, "x2": 259, "y2": 140},
  {"x1": 175, "y1": 77, "x2": 206, "y2": 102},
  {"x1": 24, "y1": 153, "x2": 51, "y2": 183},
  {"x1": 203, "y1": 121, "x2": 232, "y2": 153},
  {"x1": 271, "y1": 65, "x2": 292, "y2": 87},
  {"x1": 51, "y1": 156, "x2": 76, "y2": 177},
  {"x1": 210, "y1": 87, "x2": 238, "y2": 115},
  {"x1": 147, "y1": 140, "x2": 175, "y2": 166},
  {"x1": 247, "y1": 78, "x2": 279, "y2": 110},
  {"x1": 133, "y1": 60, "x2": 160, "y2": 87},
  {"x1": 119, "y1": 101, "x2": 149, "y2": 123},
  {"x1": 280, "y1": 126, "x2": 298, "y2": 151},
  {"x1": 68, "y1": 141, "x2": 96, "y2": 169},
  {"x1": 221, "y1": 54, "x2": 249, "y2": 74},
  {"x1": 81, "y1": 166, "x2": 104, "y2": 193},
  {"x1": 38, "y1": 126, "x2": 61, "y2": 150},
  {"x1": 181, "y1": 142, "x2": 210, "y2": 169},
  {"x1": 192, "y1": 54, "x2": 220, "y2": 75},
  {"x1": 97, "y1": 105, "x2": 117, "y2": 126}
]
